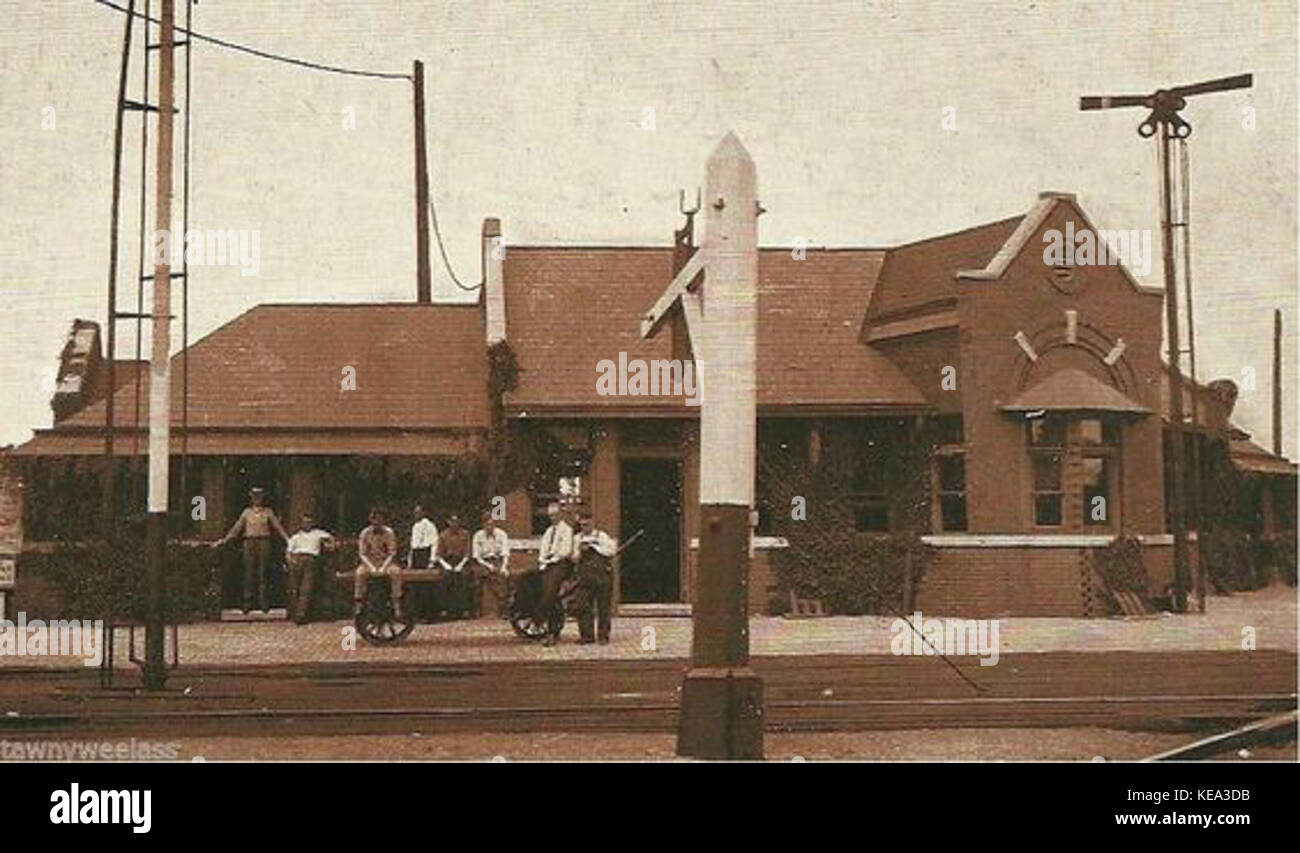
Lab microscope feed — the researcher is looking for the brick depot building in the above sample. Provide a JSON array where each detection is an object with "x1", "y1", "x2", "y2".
[{"x1": 4, "y1": 191, "x2": 1293, "y2": 617}]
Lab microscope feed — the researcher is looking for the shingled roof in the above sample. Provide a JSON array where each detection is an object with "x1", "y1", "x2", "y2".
[
  {"x1": 500, "y1": 246, "x2": 928, "y2": 415},
  {"x1": 864, "y1": 215, "x2": 1024, "y2": 323},
  {"x1": 17, "y1": 303, "x2": 489, "y2": 455}
]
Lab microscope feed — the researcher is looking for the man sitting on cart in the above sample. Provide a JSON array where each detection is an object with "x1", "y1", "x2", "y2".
[
  {"x1": 353, "y1": 507, "x2": 403, "y2": 619},
  {"x1": 437, "y1": 514, "x2": 473, "y2": 617},
  {"x1": 471, "y1": 510, "x2": 511, "y2": 618}
]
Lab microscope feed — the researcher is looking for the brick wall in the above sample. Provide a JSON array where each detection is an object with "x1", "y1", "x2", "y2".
[
  {"x1": 916, "y1": 544, "x2": 1090, "y2": 617},
  {"x1": 0, "y1": 456, "x2": 23, "y2": 619}
]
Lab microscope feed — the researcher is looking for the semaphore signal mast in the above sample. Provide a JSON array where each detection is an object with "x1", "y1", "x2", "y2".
[{"x1": 1079, "y1": 72, "x2": 1253, "y2": 613}]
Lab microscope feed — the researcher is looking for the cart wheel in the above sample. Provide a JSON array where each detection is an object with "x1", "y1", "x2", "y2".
[
  {"x1": 509, "y1": 608, "x2": 550, "y2": 640},
  {"x1": 356, "y1": 586, "x2": 414, "y2": 646}
]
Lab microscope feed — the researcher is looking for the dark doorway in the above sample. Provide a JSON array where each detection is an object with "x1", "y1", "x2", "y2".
[{"x1": 619, "y1": 458, "x2": 682, "y2": 603}]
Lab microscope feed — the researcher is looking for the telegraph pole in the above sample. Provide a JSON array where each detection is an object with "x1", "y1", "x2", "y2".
[
  {"x1": 1080, "y1": 73, "x2": 1252, "y2": 614},
  {"x1": 413, "y1": 59, "x2": 431, "y2": 303},
  {"x1": 1274, "y1": 309, "x2": 1283, "y2": 457},
  {"x1": 104, "y1": 0, "x2": 136, "y2": 522},
  {"x1": 143, "y1": 0, "x2": 176, "y2": 691}
]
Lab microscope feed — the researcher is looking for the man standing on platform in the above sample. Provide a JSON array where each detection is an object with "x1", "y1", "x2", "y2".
[
  {"x1": 212, "y1": 486, "x2": 290, "y2": 614},
  {"x1": 536, "y1": 502, "x2": 575, "y2": 646},
  {"x1": 471, "y1": 511, "x2": 511, "y2": 618},
  {"x1": 572, "y1": 509, "x2": 616, "y2": 645},
  {"x1": 285, "y1": 513, "x2": 333, "y2": 625}
]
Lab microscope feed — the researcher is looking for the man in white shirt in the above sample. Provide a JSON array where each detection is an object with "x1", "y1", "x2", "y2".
[
  {"x1": 406, "y1": 504, "x2": 439, "y2": 616},
  {"x1": 536, "y1": 502, "x2": 575, "y2": 646},
  {"x1": 472, "y1": 512, "x2": 511, "y2": 618},
  {"x1": 407, "y1": 504, "x2": 439, "y2": 569},
  {"x1": 285, "y1": 513, "x2": 333, "y2": 625},
  {"x1": 571, "y1": 509, "x2": 617, "y2": 644}
]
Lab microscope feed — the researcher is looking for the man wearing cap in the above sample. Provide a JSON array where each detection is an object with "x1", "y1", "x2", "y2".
[{"x1": 212, "y1": 487, "x2": 290, "y2": 613}]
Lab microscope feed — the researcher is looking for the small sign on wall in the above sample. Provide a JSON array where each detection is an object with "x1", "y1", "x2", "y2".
[{"x1": 0, "y1": 556, "x2": 14, "y2": 589}]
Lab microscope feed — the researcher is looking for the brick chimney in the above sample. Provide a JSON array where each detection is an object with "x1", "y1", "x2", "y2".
[
  {"x1": 482, "y1": 218, "x2": 505, "y2": 344},
  {"x1": 51, "y1": 319, "x2": 105, "y2": 421}
]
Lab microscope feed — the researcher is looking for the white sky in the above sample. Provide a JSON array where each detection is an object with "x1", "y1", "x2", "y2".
[{"x1": 1, "y1": 0, "x2": 1295, "y2": 453}]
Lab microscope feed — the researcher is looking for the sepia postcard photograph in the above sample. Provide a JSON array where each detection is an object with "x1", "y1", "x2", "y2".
[{"x1": 0, "y1": 0, "x2": 1296, "y2": 836}]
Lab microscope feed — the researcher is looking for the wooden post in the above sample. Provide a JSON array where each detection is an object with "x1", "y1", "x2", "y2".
[
  {"x1": 903, "y1": 550, "x2": 914, "y2": 613},
  {"x1": 143, "y1": 0, "x2": 176, "y2": 691},
  {"x1": 104, "y1": 0, "x2": 136, "y2": 523},
  {"x1": 1273, "y1": 308, "x2": 1282, "y2": 457},
  {"x1": 413, "y1": 60, "x2": 431, "y2": 304}
]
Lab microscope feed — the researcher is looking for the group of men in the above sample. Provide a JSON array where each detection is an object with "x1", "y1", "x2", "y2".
[
  {"x1": 214, "y1": 489, "x2": 617, "y2": 645},
  {"x1": 351, "y1": 505, "x2": 512, "y2": 623}
]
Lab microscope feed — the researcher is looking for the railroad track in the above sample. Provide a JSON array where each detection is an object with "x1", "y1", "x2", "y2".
[
  {"x1": 2, "y1": 692, "x2": 1292, "y2": 737},
  {"x1": 2, "y1": 652, "x2": 1293, "y2": 738}
]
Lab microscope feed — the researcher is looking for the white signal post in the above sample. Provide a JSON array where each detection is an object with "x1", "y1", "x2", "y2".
[{"x1": 642, "y1": 132, "x2": 763, "y2": 759}]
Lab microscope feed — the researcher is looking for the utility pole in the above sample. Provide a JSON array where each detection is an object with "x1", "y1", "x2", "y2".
[
  {"x1": 1274, "y1": 309, "x2": 1283, "y2": 457},
  {"x1": 413, "y1": 59, "x2": 431, "y2": 303},
  {"x1": 1080, "y1": 72, "x2": 1252, "y2": 614},
  {"x1": 144, "y1": 0, "x2": 176, "y2": 691},
  {"x1": 104, "y1": 0, "x2": 136, "y2": 522}
]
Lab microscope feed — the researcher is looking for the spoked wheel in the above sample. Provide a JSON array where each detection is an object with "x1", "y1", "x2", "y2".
[
  {"x1": 355, "y1": 582, "x2": 415, "y2": 646},
  {"x1": 507, "y1": 571, "x2": 550, "y2": 641},
  {"x1": 509, "y1": 605, "x2": 553, "y2": 640}
]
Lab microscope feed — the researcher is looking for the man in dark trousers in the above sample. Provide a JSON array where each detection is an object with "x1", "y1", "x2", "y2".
[
  {"x1": 285, "y1": 513, "x2": 333, "y2": 625},
  {"x1": 212, "y1": 487, "x2": 290, "y2": 613},
  {"x1": 572, "y1": 509, "x2": 617, "y2": 644},
  {"x1": 536, "y1": 502, "x2": 575, "y2": 646},
  {"x1": 437, "y1": 514, "x2": 472, "y2": 617}
]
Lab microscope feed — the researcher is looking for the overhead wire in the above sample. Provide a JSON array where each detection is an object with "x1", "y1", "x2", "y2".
[{"x1": 92, "y1": 0, "x2": 411, "y2": 80}]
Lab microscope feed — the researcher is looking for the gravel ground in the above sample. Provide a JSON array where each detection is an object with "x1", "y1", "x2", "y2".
[{"x1": 143, "y1": 729, "x2": 1295, "y2": 761}]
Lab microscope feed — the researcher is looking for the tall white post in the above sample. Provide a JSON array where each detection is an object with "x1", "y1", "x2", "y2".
[{"x1": 677, "y1": 132, "x2": 763, "y2": 759}]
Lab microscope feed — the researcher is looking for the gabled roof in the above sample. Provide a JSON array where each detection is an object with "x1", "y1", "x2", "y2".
[
  {"x1": 957, "y1": 192, "x2": 1165, "y2": 299},
  {"x1": 501, "y1": 246, "x2": 928, "y2": 414},
  {"x1": 19, "y1": 304, "x2": 489, "y2": 454}
]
